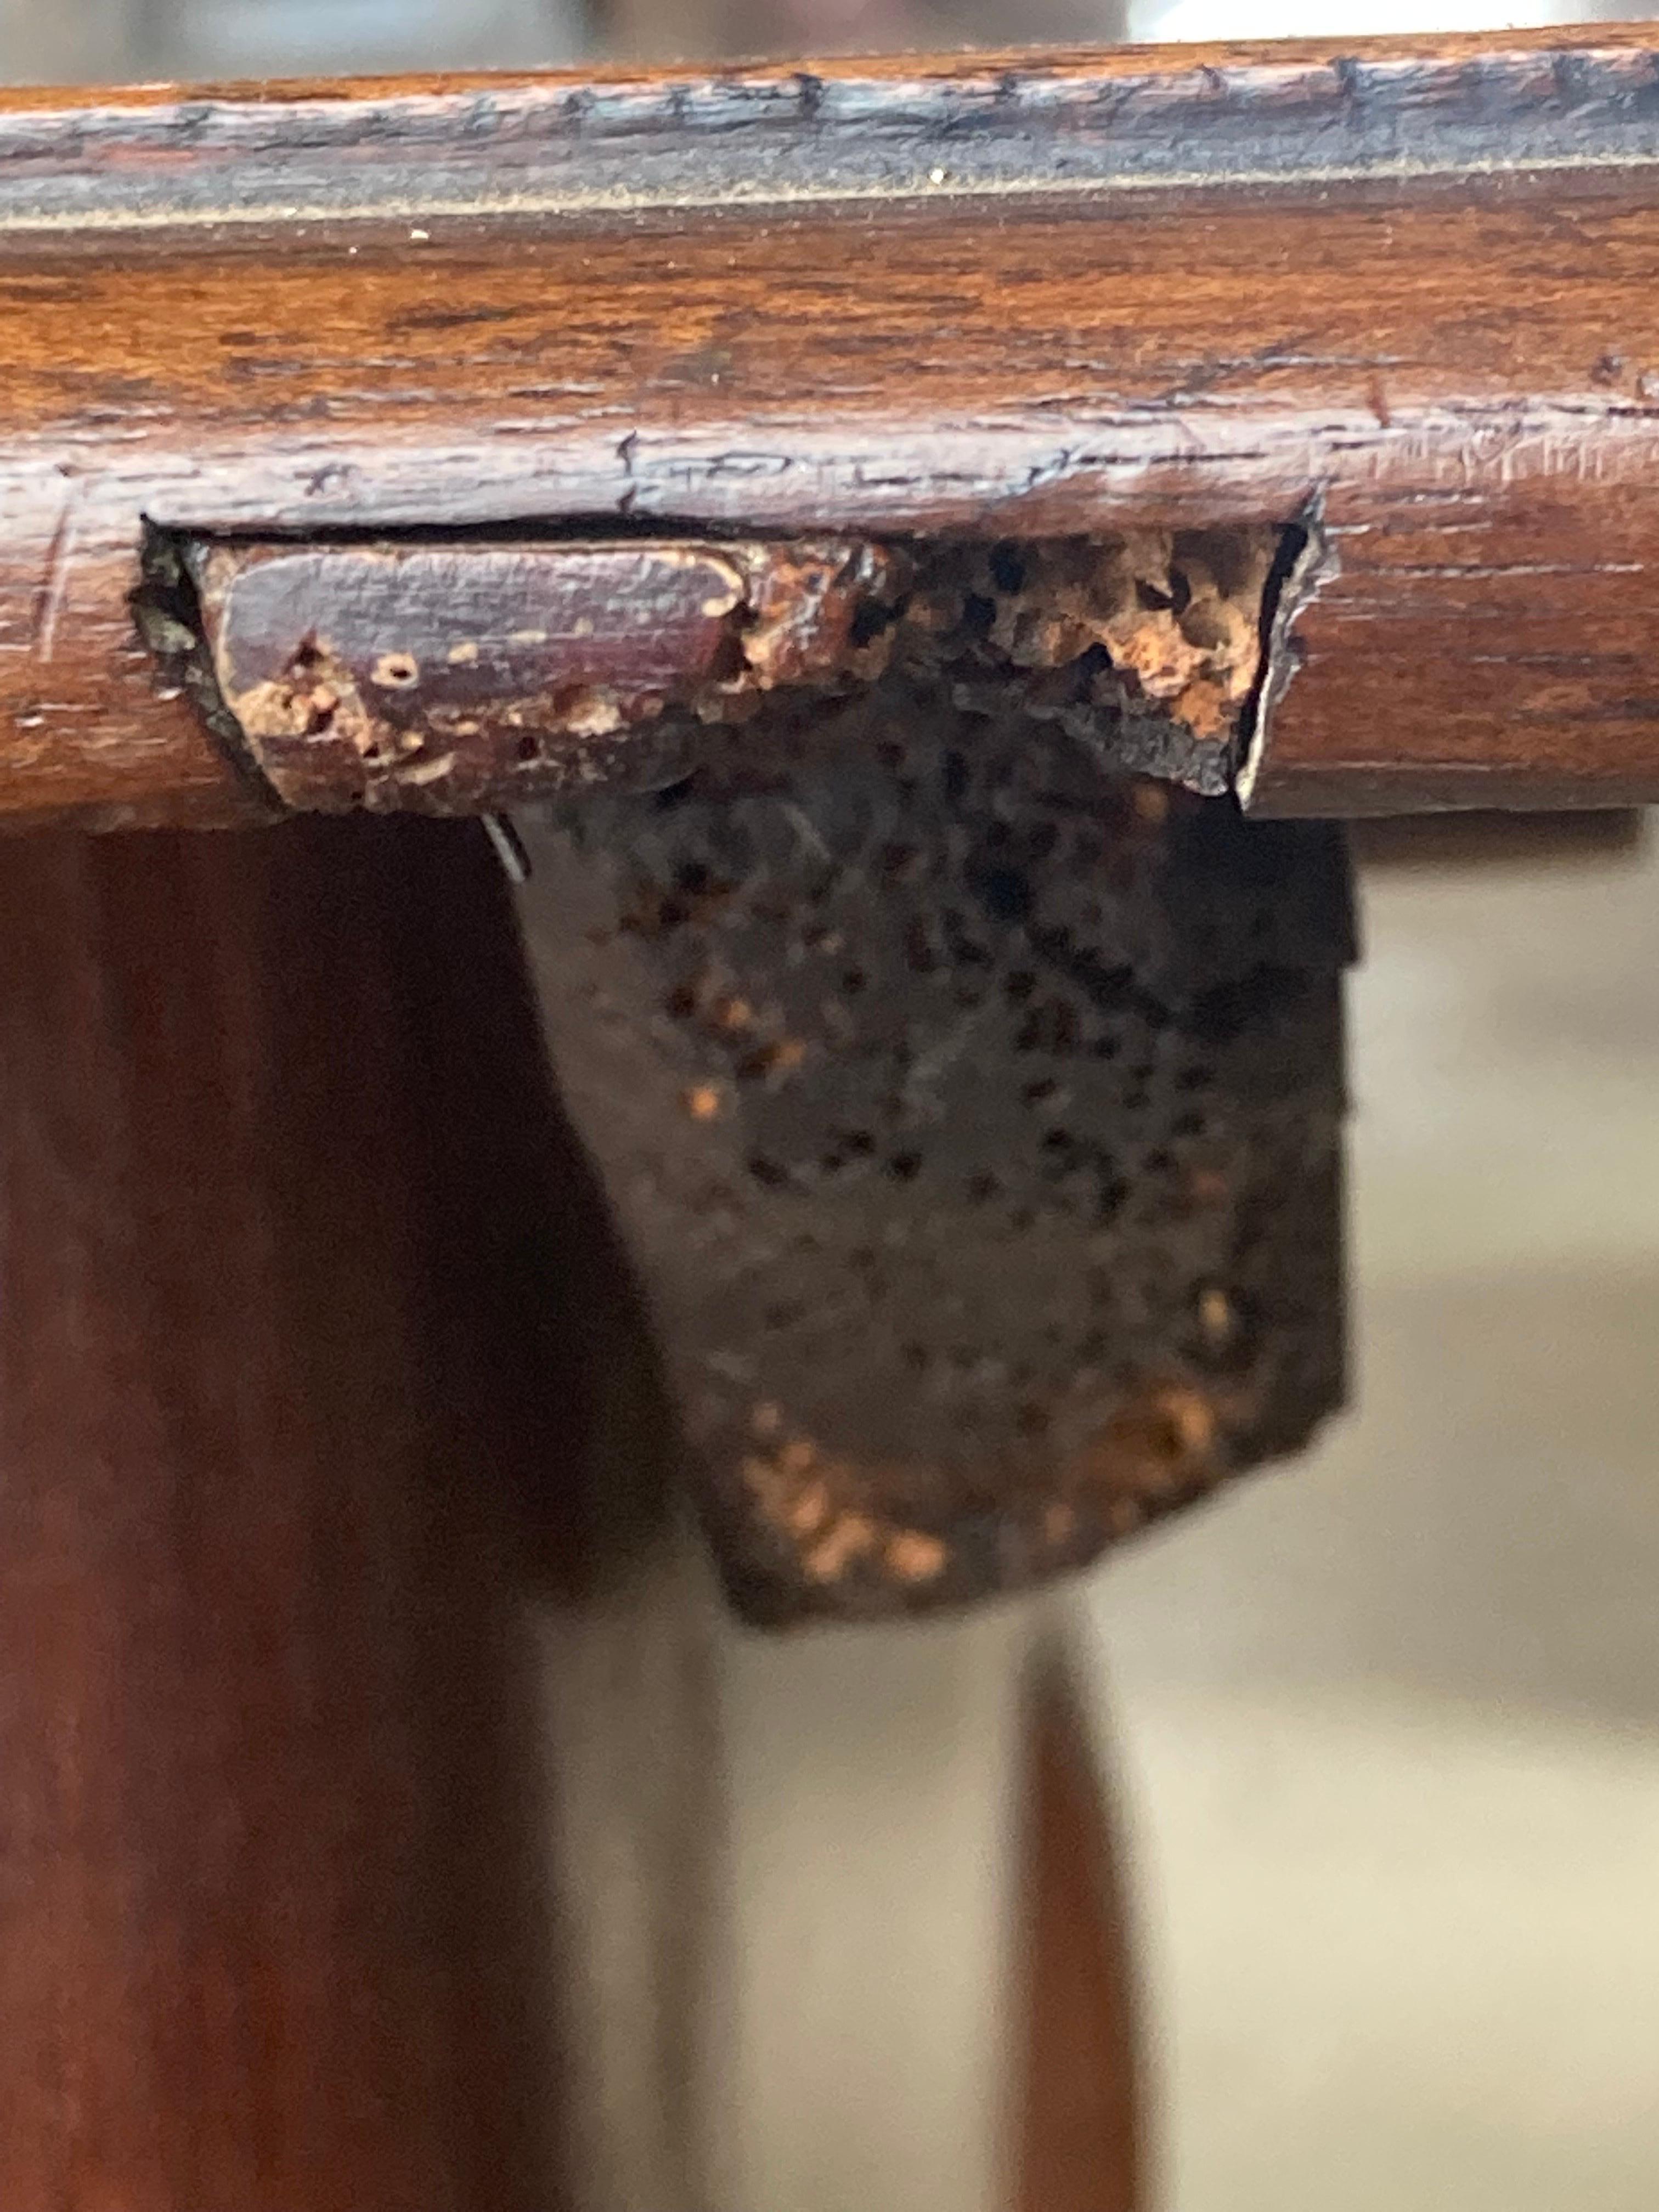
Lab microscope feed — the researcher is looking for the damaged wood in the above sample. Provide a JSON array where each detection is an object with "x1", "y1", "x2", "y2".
[
  {"x1": 177, "y1": 529, "x2": 1280, "y2": 813},
  {"x1": 184, "y1": 538, "x2": 898, "y2": 813},
  {"x1": 2, "y1": 31, "x2": 1659, "y2": 818},
  {"x1": 517, "y1": 700, "x2": 1353, "y2": 1624}
]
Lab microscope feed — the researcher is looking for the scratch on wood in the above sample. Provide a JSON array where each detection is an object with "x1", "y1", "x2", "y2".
[{"x1": 31, "y1": 497, "x2": 78, "y2": 664}]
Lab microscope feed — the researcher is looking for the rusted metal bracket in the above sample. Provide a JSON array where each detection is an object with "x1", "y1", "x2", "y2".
[{"x1": 165, "y1": 525, "x2": 1351, "y2": 1622}]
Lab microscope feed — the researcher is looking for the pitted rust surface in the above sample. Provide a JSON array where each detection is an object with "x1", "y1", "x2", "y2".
[
  {"x1": 518, "y1": 691, "x2": 1352, "y2": 1624},
  {"x1": 176, "y1": 528, "x2": 1280, "y2": 816}
]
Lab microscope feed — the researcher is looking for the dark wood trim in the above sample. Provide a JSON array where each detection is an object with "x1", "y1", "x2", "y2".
[{"x1": 6, "y1": 31, "x2": 1659, "y2": 229}]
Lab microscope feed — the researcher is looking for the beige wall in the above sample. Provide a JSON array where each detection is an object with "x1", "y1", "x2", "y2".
[
  {"x1": 1, "y1": 0, "x2": 143, "y2": 80},
  {"x1": 1, "y1": 0, "x2": 583, "y2": 82}
]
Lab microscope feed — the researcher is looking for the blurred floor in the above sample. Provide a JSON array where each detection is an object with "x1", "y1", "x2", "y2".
[{"x1": 1084, "y1": 832, "x2": 1659, "y2": 2210}]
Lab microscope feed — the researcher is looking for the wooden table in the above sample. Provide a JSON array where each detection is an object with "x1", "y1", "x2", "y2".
[{"x1": 1, "y1": 28, "x2": 1654, "y2": 2206}]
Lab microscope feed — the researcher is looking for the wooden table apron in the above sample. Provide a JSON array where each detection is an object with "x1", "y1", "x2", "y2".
[{"x1": 1, "y1": 27, "x2": 1658, "y2": 821}]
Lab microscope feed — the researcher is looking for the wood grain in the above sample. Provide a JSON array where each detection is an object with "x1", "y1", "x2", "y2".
[
  {"x1": 1017, "y1": 1671, "x2": 1141, "y2": 2212},
  {"x1": 0, "y1": 817, "x2": 576, "y2": 2211},
  {"x1": 3, "y1": 29, "x2": 1659, "y2": 819}
]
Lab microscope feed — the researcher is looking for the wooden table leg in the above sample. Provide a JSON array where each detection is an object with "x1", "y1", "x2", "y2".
[
  {"x1": 0, "y1": 818, "x2": 572, "y2": 2212},
  {"x1": 1018, "y1": 1669, "x2": 1143, "y2": 2212}
]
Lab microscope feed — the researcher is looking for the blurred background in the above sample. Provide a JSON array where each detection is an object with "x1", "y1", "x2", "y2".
[
  {"x1": 6, "y1": 0, "x2": 1649, "y2": 75},
  {"x1": 1087, "y1": 825, "x2": 1659, "y2": 2210},
  {"x1": 690, "y1": 823, "x2": 1659, "y2": 2212},
  {"x1": 6, "y1": 1, "x2": 1659, "y2": 2208}
]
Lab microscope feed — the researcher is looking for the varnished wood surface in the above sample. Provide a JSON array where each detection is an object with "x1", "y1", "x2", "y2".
[
  {"x1": 0, "y1": 818, "x2": 575, "y2": 2211},
  {"x1": 1017, "y1": 1672, "x2": 1141, "y2": 2212},
  {"x1": 3, "y1": 29, "x2": 1659, "y2": 818}
]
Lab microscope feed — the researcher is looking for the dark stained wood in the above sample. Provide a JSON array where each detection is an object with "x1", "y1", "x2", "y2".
[
  {"x1": 3, "y1": 29, "x2": 1659, "y2": 819},
  {"x1": 6, "y1": 33, "x2": 1659, "y2": 225},
  {"x1": 1253, "y1": 495, "x2": 1659, "y2": 815},
  {"x1": 0, "y1": 816, "x2": 578, "y2": 2212},
  {"x1": 186, "y1": 536, "x2": 902, "y2": 812},
  {"x1": 1017, "y1": 1669, "x2": 1141, "y2": 2212}
]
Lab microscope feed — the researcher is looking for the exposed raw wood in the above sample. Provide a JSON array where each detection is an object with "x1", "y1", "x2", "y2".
[
  {"x1": 185, "y1": 535, "x2": 907, "y2": 812},
  {"x1": 3, "y1": 27, "x2": 1659, "y2": 820}
]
